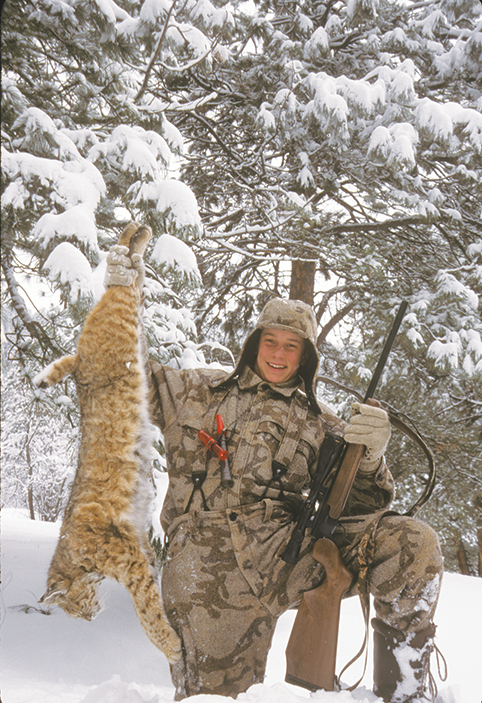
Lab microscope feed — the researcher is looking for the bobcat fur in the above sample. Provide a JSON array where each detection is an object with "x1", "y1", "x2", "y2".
[{"x1": 34, "y1": 223, "x2": 181, "y2": 663}]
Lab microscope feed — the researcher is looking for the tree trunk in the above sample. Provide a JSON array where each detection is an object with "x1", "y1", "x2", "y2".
[
  {"x1": 290, "y1": 260, "x2": 316, "y2": 305},
  {"x1": 26, "y1": 438, "x2": 35, "y2": 521},
  {"x1": 455, "y1": 533, "x2": 470, "y2": 575},
  {"x1": 477, "y1": 527, "x2": 482, "y2": 577}
]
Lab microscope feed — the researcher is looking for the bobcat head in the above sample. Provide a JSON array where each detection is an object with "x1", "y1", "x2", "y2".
[{"x1": 40, "y1": 575, "x2": 103, "y2": 621}]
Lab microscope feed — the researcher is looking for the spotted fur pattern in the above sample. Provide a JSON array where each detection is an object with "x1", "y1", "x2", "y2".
[{"x1": 35, "y1": 223, "x2": 181, "y2": 663}]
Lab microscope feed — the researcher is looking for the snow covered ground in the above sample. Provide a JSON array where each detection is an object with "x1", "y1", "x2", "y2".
[{"x1": 1, "y1": 508, "x2": 480, "y2": 703}]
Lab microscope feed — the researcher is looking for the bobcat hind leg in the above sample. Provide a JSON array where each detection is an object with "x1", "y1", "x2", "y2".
[
  {"x1": 117, "y1": 223, "x2": 151, "y2": 258},
  {"x1": 128, "y1": 225, "x2": 151, "y2": 258},
  {"x1": 115, "y1": 222, "x2": 151, "y2": 293},
  {"x1": 101, "y1": 531, "x2": 181, "y2": 662}
]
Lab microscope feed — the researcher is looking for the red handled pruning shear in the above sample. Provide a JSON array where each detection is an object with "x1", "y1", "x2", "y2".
[
  {"x1": 196, "y1": 416, "x2": 233, "y2": 487},
  {"x1": 216, "y1": 414, "x2": 233, "y2": 487},
  {"x1": 197, "y1": 429, "x2": 228, "y2": 461}
]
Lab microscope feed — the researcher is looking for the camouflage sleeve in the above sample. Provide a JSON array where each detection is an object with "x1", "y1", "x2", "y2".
[
  {"x1": 145, "y1": 356, "x2": 227, "y2": 434},
  {"x1": 146, "y1": 359, "x2": 194, "y2": 433},
  {"x1": 342, "y1": 458, "x2": 395, "y2": 516},
  {"x1": 136, "y1": 320, "x2": 192, "y2": 431}
]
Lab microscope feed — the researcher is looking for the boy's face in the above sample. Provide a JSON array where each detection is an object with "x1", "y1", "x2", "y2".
[{"x1": 254, "y1": 327, "x2": 305, "y2": 384}]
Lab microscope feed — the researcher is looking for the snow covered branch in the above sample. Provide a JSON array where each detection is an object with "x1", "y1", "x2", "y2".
[{"x1": 1, "y1": 255, "x2": 63, "y2": 358}]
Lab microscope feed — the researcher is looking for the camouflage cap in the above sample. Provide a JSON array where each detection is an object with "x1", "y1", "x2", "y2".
[
  {"x1": 213, "y1": 298, "x2": 321, "y2": 414},
  {"x1": 255, "y1": 298, "x2": 317, "y2": 347}
]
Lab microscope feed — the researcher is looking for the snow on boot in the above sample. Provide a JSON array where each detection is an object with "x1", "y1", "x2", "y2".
[{"x1": 372, "y1": 618, "x2": 439, "y2": 703}]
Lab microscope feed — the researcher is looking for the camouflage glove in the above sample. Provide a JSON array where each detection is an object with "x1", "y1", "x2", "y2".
[
  {"x1": 104, "y1": 244, "x2": 145, "y2": 287},
  {"x1": 344, "y1": 402, "x2": 391, "y2": 473}
]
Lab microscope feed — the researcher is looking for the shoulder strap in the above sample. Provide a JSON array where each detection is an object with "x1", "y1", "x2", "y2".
[
  {"x1": 260, "y1": 394, "x2": 309, "y2": 500},
  {"x1": 336, "y1": 412, "x2": 437, "y2": 688},
  {"x1": 272, "y1": 395, "x2": 309, "y2": 468}
]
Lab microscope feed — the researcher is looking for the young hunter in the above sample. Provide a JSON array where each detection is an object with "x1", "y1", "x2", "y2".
[{"x1": 106, "y1": 236, "x2": 443, "y2": 703}]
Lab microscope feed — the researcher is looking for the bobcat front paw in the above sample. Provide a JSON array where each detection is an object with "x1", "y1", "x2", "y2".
[{"x1": 33, "y1": 355, "x2": 79, "y2": 388}]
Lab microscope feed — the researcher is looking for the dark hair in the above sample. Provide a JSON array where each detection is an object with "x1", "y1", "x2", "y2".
[{"x1": 240, "y1": 328, "x2": 261, "y2": 370}]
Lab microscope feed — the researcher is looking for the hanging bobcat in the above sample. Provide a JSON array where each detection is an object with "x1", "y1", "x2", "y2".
[{"x1": 34, "y1": 222, "x2": 181, "y2": 663}]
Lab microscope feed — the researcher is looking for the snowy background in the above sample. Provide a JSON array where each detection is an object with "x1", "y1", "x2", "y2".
[{"x1": 1, "y1": 508, "x2": 480, "y2": 703}]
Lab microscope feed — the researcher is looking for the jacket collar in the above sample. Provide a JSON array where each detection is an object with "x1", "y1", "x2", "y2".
[{"x1": 235, "y1": 365, "x2": 304, "y2": 398}]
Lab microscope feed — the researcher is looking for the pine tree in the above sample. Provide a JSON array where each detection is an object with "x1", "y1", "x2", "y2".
[
  {"x1": 1, "y1": 0, "x2": 206, "y2": 369},
  {"x1": 2, "y1": 0, "x2": 481, "y2": 569}
]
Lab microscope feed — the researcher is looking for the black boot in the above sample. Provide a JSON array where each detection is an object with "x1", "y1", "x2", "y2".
[{"x1": 372, "y1": 618, "x2": 439, "y2": 703}]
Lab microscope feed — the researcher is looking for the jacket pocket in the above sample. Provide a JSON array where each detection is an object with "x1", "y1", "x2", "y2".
[{"x1": 165, "y1": 515, "x2": 193, "y2": 562}]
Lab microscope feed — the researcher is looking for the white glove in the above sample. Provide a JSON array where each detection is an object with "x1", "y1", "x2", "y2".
[
  {"x1": 131, "y1": 252, "x2": 146, "y2": 288},
  {"x1": 104, "y1": 245, "x2": 145, "y2": 287},
  {"x1": 344, "y1": 402, "x2": 391, "y2": 472}
]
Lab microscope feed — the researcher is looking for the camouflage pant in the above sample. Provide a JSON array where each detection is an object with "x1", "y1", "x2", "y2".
[{"x1": 161, "y1": 503, "x2": 443, "y2": 700}]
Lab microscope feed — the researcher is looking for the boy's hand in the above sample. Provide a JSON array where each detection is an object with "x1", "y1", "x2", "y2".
[
  {"x1": 344, "y1": 402, "x2": 391, "y2": 472},
  {"x1": 104, "y1": 244, "x2": 143, "y2": 287}
]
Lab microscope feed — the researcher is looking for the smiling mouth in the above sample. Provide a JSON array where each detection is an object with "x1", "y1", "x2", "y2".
[{"x1": 267, "y1": 362, "x2": 286, "y2": 370}]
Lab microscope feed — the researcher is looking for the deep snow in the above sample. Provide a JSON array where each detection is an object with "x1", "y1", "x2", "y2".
[{"x1": 1, "y1": 509, "x2": 480, "y2": 703}]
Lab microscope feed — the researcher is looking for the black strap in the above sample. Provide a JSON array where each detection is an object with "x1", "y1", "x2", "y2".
[
  {"x1": 184, "y1": 471, "x2": 210, "y2": 513},
  {"x1": 312, "y1": 380, "x2": 438, "y2": 688},
  {"x1": 260, "y1": 461, "x2": 289, "y2": 500},
  {"x1": 336, "y1": 509, "x2": 398, "y2": 690},
  {"x1": 386, "y1": 409, "x2": 436, "y2": 516}
]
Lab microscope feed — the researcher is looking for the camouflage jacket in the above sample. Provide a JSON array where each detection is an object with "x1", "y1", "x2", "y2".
[{"x1": 147, "y1": 362, "x2": 395, "y2": 536}]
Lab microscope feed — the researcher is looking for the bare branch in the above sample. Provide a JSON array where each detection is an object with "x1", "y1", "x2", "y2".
[
  {"x1": 135, "y1": 0, "x2": 178, "y2": 103},
  {"x1": 317, "y1": 302, "x2": 355, "y2": 346}
]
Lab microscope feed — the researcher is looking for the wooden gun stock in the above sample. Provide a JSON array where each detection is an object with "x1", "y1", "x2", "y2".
[
  {"x1": 284, "y1": 441, "x2": 366, "y2": 692},
  {"x1": 323, "y1": 443, "x2": 366, "y2": 521},
  {"x1": 285, "y1": 538, "x2": 353, "y2": 691}
]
